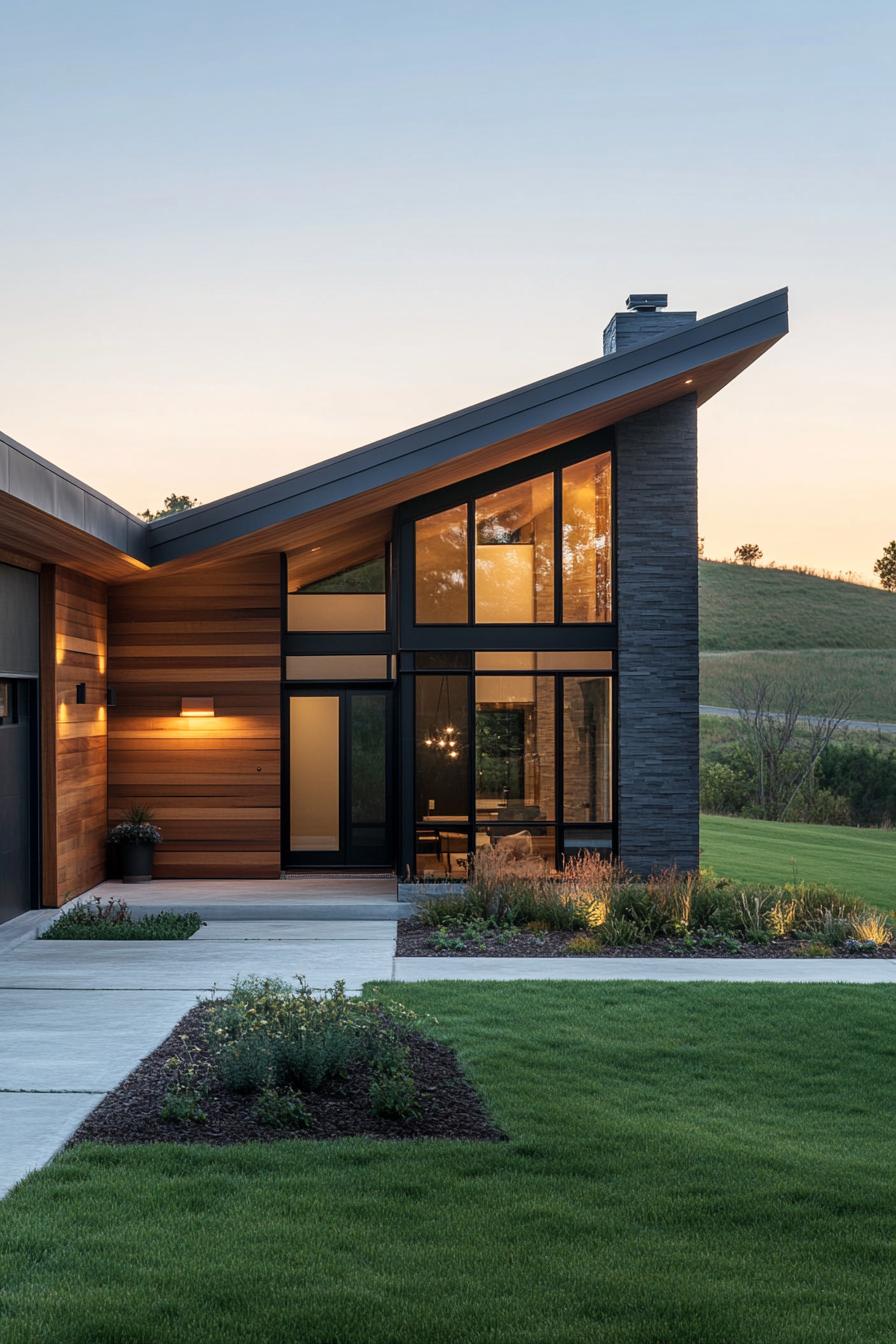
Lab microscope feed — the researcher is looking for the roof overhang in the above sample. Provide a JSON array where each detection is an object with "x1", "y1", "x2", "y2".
[
  {"x1": 0, "y1": 286, "x2": 787, "y2": 581},
  {"x1": 0, "y1": 429, "x2": 148, "y2": 580}
]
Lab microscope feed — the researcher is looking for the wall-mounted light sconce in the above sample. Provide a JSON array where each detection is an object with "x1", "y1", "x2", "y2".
[
  {"x1": 180, "y1": 696, "x2": 215, "y2": 717},
  {"x1": 75, "y1": 682, "x2": 87, "y2": 704},
  {"x1": 106, "y1": 687, "x2": 118, "y2": 709}
]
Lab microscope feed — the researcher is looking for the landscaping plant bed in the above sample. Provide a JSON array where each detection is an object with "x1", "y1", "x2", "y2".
[
  {"x1": 70, "y1": 1001, "x2": 504, "y2": 1147},
  {"x1": 397, "y1": 917, "x2": 896, "y2": 958},
  {"x1": 41, "y1": 896, "x2": 201, "y2": 940}
]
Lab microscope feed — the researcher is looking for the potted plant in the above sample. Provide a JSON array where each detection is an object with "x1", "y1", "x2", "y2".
[{"x1": 108, "y1": 804, "x2": 162, "y2": 883}]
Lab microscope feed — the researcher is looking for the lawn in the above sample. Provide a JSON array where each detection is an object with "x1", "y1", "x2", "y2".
[
  {"x1": 701, "y1": 813, "x2": 896, "y2": 911},
  {"x1": 700, "y1": 649, "x2": 896, "y2": 723},
  {"x1": 1, "y1": 981, "x2": 894, "y2": 1343}
]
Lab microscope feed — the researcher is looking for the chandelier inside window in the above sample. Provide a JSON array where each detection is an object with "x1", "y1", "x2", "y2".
[{"x1": 423, "y1": 676, "x2": 461, "y2": 759}]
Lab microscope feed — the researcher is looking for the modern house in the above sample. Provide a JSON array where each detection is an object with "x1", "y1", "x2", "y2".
[{"x1": 0, "y1": 288, "x2": 788, "y2": 921}]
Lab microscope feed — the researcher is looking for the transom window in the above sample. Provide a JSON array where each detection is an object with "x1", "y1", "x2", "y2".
[
  {"x1": 413, "y1": 451, "x2": 611, "y2": 625},
  {"x1": 287, "y1": 554, "x2": 387, "y2": 632}
]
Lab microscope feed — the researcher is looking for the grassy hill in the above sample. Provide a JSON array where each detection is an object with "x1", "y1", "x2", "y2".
[{"x1": 698, "y1": 561, "x2": 896, "y2": 722}]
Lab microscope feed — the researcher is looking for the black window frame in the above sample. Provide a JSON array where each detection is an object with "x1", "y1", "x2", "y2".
[
  {"x1": 399, "y1": 428, "x2": 616, "y2": 646},
  {"x1": 403, "y1": 659, "x2": 617, "y2": 874}
]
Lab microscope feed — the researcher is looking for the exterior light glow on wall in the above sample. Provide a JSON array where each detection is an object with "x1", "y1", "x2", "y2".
[{"x1": 180, "y1": 696, "x2": 215, "y2": 717}]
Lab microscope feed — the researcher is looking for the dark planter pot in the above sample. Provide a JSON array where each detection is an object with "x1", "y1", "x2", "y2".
[{"x1": 119, "y1": 841, "x2": 155, "y2": 883}]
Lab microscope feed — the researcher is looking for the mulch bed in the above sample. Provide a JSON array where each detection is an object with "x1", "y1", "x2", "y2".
[
  {"x1": 397, "y1": 918, "x2": 896, "y2": 959},
  {"x1": 70, "y1": 1004, "x2": 505, "y2": 1147}
]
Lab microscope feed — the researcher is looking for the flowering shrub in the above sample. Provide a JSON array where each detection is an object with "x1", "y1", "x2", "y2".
[{"x1": 206, "y1": 976, "x2": 423, "y2": 1096}]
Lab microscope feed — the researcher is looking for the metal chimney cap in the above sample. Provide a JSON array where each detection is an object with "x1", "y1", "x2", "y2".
[{"x1": 626, "y1": 293, "x2": 668, "y2": 312}]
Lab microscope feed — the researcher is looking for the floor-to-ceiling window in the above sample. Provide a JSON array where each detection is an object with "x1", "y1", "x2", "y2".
[{"x1": 401, "y1": 430, "x2": 615, "y2": 874}]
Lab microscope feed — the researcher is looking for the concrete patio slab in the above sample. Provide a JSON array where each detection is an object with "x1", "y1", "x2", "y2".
[
  {"x1": 0, "y1": 929, "x2": 396, "y2": 993},
  {"x1": 0, "y1": 1093, "x2": 103, "y2": 1198},
  {"x1": 393, "y1": 956, "x2": 896, "y2": 983},
  {"x1": 191, "y1": 920, "x2": 398, "y2": 942},
  {"x1": 0, "y1": 988, "x2": 198, "y2": 1092}
]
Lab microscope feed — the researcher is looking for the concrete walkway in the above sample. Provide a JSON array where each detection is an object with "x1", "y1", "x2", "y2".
[
  {"x1": 393, "y1": 956, "x2": 896, "y2": 983},
  {"x1": 0, "y1": 917, "x2": 396, "y2": 1198}
]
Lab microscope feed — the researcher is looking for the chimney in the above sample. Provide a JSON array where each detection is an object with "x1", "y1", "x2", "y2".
[{"x1": 603, "y1": 293, "x2": 697, "y2": 356}]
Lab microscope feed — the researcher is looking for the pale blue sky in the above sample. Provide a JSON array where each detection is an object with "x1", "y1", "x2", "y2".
[{"x1": 2, "y1": 1, "x2": 894, "y2": 575}]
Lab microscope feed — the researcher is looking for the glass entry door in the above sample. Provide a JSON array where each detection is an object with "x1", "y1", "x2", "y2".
[{"x1": 287, "y1": 687, "x2": 392, "y2": 867}]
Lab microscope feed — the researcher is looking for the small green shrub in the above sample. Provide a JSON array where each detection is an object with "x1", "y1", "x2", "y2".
[
  {"x1": 214, "y1": 1035, "x2": 275, "y2": 1093},
  {"x1": 796, "y1": 941, "x2": 833, "y2": 958},
  {"x1": 253, "y1": 1087, "x2": 311, "y2": 1130},
  {"x1": 160, "y1": 1088, "x2": 207, "y2": 1124},
  {"x1": 369, "y1": 1040, "x2": 419, "y2": 1120},
  {"x1": 564, "y1": 934, "x2": 603, "y2": 955},
  {"x1": 160, "y1": 1034, "x2": 208, "y2": 1122}
]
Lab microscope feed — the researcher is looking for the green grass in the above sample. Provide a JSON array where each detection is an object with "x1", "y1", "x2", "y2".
[
  {"x1": 699, "y1": 559, "x2": 896, "y2": 651},
  {"x1": 1, "y1": 982, "x2": 894, "y2": 1343},
  {"x1": 700, "y1": 649, "x2": 896, "y2": 723},
  {"x1": 701, "y1": 813, "x2": 896, "y2": 911}
]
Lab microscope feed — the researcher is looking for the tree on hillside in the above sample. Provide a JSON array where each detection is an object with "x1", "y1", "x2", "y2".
[
  {"x1": 873, "y1": 541, "x2": 896, "y2": 591},
  {"x1": 734, "y1": 542, "x2": 763, "y2": 566},
  {"x1": 138, "y1": 493, "x2": 200, "y2": 522},
  {"x1": 732, "y1": 678, "x2": 852, "y2": 821}
]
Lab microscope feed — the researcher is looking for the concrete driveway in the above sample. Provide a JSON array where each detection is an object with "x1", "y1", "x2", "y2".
[{"x1": 0, "y1": 918, "x2": 396, "y2": 1198}]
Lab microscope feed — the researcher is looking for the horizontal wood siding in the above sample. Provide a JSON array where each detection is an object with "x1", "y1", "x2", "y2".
[
  {"x1": 42, "y1": 566, "x2": 109, "y2": 905},
  {"x1": 107, "y1": 556, "x2": 281, "y2": 877}
]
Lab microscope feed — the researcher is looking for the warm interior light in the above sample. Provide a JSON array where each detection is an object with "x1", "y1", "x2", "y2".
[{"x1": 180, "y1": 696, "x2": 215, "y2": 717}]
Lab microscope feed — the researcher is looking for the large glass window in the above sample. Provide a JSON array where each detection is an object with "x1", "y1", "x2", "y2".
[
  {"x1": 415, "y1": 675, "x2": 469, "y2": 822},
  {"x1": 288, "y1": 555, "x2": 386, "y2": 632},
  {"x1": 562, "y1": 452, "x2": 612, "y2": 622},
  {"x1": 410, "y1": 665, "x2": 613, "y2": 873},
  {"x1": 415, "y1": 505, "x2": 468, "y2": 623},
  {"x1": 562, "y1": 675, "x2": 612, "y2": 823},
  {"x1": 475, "y1": 675, "x2": 555, "y2": 822},
  {"x1": 474, "y1": 475, "x2": 553, "y2": 623},
  {"x1": 412, "y1": 449, "x2": 612, "y2": 628}
]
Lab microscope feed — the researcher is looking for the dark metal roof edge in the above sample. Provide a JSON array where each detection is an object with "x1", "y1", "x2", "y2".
[
  {"x1": 0, "y1": 428, "x2": 149, "y2": 563},
  {"x1": 147, "y1": 287, "x2": 788, "y2": 564}
]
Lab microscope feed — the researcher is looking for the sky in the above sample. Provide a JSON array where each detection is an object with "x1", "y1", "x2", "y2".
[{"x1": 2, "y1": 1, "x2": 894, "y2": 579}]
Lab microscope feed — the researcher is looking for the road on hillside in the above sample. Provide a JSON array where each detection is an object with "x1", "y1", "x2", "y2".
[{"x1": 699, "y1": 705, "x2": 896, "y2": 735}]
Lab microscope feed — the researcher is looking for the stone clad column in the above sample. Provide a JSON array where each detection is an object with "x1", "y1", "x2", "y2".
[{"x1": 614, "y1": 394, "x2": 699, "y2": 873}]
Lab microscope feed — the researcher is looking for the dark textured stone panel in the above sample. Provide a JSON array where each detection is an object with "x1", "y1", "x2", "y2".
[{"x1": 615, "y1": 394, "x2": 699, "y2": 873}]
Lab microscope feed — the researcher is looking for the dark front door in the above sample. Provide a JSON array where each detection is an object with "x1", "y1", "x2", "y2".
[
  {"x1": 0, "y1": 679, "x2": 37, "y2": 922},
  {"x1": 286, "y1": 686, "x2": 393, "y2": 868}
]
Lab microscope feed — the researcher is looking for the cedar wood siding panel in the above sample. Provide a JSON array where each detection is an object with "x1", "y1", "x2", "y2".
[
  {"x1": 107, "y1": 555, "x2": 281, "y2": 877},
  {"x1": 42, "y1": 566, "x2": 109, "y2": 905}
]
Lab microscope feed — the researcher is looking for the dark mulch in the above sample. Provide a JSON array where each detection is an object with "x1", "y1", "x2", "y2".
[
  {"x1": 397, "y1": 918, "x2": 896, "y2": 959},
  {"x1": 69, "y1": 1004, "x2": 505, "y2": 1147}
]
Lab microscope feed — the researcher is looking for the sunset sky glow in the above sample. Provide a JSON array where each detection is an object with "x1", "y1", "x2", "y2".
[{"x1": 2, "y1": 1, "x2": 894, "y2": 578}]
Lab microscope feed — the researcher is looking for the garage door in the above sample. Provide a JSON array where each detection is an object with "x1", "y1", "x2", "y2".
[{"x1": 0, "y1": 679, "x2": 36, "y2": 921}]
